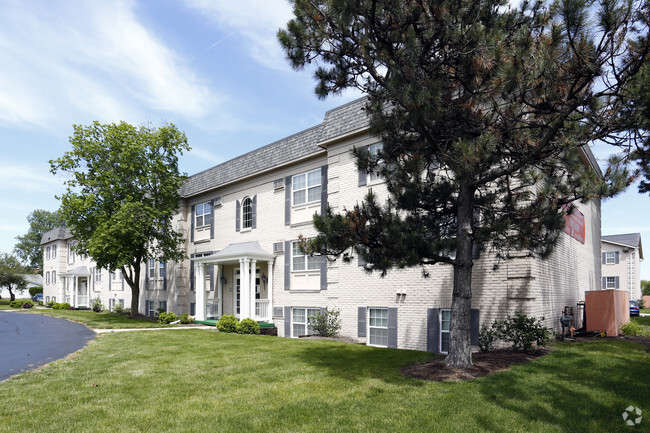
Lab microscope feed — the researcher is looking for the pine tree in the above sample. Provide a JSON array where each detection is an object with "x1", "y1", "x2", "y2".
[{"x1": 279, "y1": 0, "x2": 648, "y2": 366}]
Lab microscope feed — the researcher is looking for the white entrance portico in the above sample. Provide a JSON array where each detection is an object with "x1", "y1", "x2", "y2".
[
  {"x1": 193, "y1": 242, "x2": 275, "y2": 322},
  {"x1": 59, "y1": 266, "x2": 91, "y2": 308}
]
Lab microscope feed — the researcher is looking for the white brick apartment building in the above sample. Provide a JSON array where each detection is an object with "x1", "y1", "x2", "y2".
[
  {"x1": 601, "y1": 233, "x2": 644, "y2": 301},
  {"x1": 42, "y1": 98, "x2": 603, "y2": 353}
]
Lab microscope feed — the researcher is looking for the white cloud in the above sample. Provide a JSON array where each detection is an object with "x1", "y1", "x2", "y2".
[
  {"x1": 0, "y1": 0, "x2": 218, "y2": 129},
  {"x1": 0, "y1": 165, "x2": 62, "y2": 194},
  {"x1": 184, "y1": 0, "x2": 294, "y2": 71}
]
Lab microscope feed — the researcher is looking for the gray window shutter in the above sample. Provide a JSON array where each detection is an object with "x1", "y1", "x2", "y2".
[
  {"x1": 602, "y1": 277, "x2": 606, "y2": 289},
  {"x1": 190, "y1": 260, "x2": 195, "y2": 292},
  {"x1": 358, "y1": 246, "x2": 366, "y2": 267},
  {"x1": 320, "y1": 165, "x2": 328, "y2": 216},
  {"x1": 284, "y1": 306, "x2": 291, "y2": 337},
  {"x1": 615, "y1": 276, "x2": 619, "y2": 289},
  {"x1": 285, "y1": 176, "x2": 292, "y2": 226},
  {"x1": 92, "y1": 269, "x2": 95, "y2": 291},
  {"x1": 601, "y1": 252, "x2": 606, "y2": 264},
  {"x1": 190, "y1": 204, "x2": 195, "y2": 242},
  {"x1": 208, "y1": 265, "x2": 214, "y2": 291},
  {"x1": 472, "y1": 244, "x2": 480, "y2": 260},
  {"x1": 387, "y1": 308, "x2": 398, "y2": 348},
  {"x1": 121, "y1": 272, "x2": 124, "y2": 291},
  {"x1": 209, "y1": 199, "x2": 215, "y2": 239},
  {"x1": 252, "y1": 195, "x2": 257, "y2": 229},
  {"x1": 190, "y1": 303, "x2": 195, "y2": 316},
  {"x1": 145, "y1": 269, "x2": 149, "y2": 291},
  {"x1": 162, "y1": 263, "x2": 167, "y2": 291},
  {"x1": 145, "y1": 300, "x2": 149, "y2": 316},
  {"x1": 614, "y1": 251, "x2": 619, "y2": 264},
  {"x1": 427, "y1": 308, "x2": 440, "y2": 353},
  {"x1": 284, "y1": 241, "x2": 291, "y2": 290},
  {"x1": 236, "y1": 200, "x2": 241, "y2": 232},
  {"x1": 358, "y1": 147, "x2": 368, "y2": 187},
  {"x1": 470, "y1": 309, "x2": 480, "y2": 346},
  {"x1": 357, "y1": 307, "x2": 367, "y2": 337},
  {"x1": 320, "y1": 256, "x2": 327, "y2": 290}
]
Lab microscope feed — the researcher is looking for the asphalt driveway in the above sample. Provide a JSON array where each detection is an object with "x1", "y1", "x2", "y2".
[{"x1": 0, "y1": 311, "x2": 96, "y2": 381}]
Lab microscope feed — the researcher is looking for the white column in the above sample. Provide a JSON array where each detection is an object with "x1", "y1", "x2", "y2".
[
  {"x1": 217, "y1": 265, "x2": 223, "y2": 317},
  {"x1": 250, "y1": 259, "x2": 257, "y2": 319},
  {"x1": 240, "y1": 258, "x2": 250, "y2": 319},
  {"x1": 58, "y1": 276, "x2": 64, "y2": 303},
  {"x1": 267, "y1": 260, "x2": 273, "y2": 321},
  {"x1": 195, "y1": 263, "x2": 206, "y2": 321},
  {"x1": 71, "y1": 277, "x2": 77, "y2": 308}
]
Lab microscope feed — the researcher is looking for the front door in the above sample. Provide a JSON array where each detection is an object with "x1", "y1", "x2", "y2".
[
  {"x1": 234, "y1": 269, "x2": 241, "y2": 318},
  {"x1": 78, "y1": 279, "x2": 88, "y2": 307}
]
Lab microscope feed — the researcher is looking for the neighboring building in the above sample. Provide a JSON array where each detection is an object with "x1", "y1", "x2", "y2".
[
  {"x1": 41, "y1": 227, "x2": 130, "y2": 310},
  {"x1": 42, "y1": 98, "x2": 603, "y2": 353},
  {"x1": 0, "y1": 274, "x2": 42, "y2": 299},
  {"x1": 601, "y1": 233, "x2": 644, "y2": 301}
]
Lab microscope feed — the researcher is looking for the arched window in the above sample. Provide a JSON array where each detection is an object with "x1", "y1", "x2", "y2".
[{"x1": 242, "y1": 197, "x2": 252, "y2": 229}]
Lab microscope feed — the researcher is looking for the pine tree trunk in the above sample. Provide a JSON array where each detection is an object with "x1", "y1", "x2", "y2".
[{"x1": 445, "y1": 181, "x2": 474, "y2": 368}]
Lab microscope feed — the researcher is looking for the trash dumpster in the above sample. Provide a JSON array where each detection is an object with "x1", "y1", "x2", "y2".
[{"x1": 584, "y1": 289, "x2": 629, "y2": 336}]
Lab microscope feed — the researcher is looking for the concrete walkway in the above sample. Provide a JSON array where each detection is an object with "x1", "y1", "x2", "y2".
[{"x1": 94, "y1": 325, "x2": 215, "y2": 333}]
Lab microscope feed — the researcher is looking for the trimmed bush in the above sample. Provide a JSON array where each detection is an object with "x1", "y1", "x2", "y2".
[
  {"x1": 113, "y1": 303, "x2": 125, "y2": 315},
  {"x1": 478, "y1": 312, "x2": 552, "y2": 351},
  {"x1": 52, "y1": 302, "x2": 71, "y2": 310},
  {"x1": 179, "y1": 313, "x2": 194, "y2": 324},
  {"x1": 29, "y1": 286, "x2": 43, "y2": 297},
  {"x1": 216, "y1": 315, "x2": 238, "y2": 333},
  {"x1": 22, "y1": 300, "x2": 35, "y2": 309},
  {"x1": 307, "y1": 308, "x2": 342, "y2": 337},
  {"x1": 91, "y1": 298, "x2": 103, "y2": 313},
  {"x1": 621, "y1": 320, "x2": 645, "y2": 336},
  {"x1": 157, "y1": 311, "x2": 179, "y2": 324},
  {"x1": 478, "y1": 324, "x2": 499, "y2": 352},
  {"x1": 236, "y1": 318, "x2": 260, "y2": 335},
  {"x1": 46, "y1": 300, "x2": 55, "y2": 308}
]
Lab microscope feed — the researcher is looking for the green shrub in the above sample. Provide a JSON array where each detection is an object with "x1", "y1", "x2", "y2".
[
  {"x1": 21, "y1": 300, "x2": 35, "y2": 309},
  {"x1": 621, "y1": 320, "x2": 644, "y2": 336},
  {"x1": 0, "y1": 299, "x2": 11, "y2": 305},
  {"x1": 29, "y1": 286, "x2": 43, "y2": 297},
  {"x1": 122, "y1": 308, "x2": 131, "y2": 315},
  {"x1": 638, "y1": 298, "x2": 645, "y2": 309},
  {"x1": 236, "y1": 318, "x2": 260, "y2": 335},
  {"x1": 307, "y1": 308, "x2": 342, "y2": 337},
  {"x1": 157, "y1": 311, "x2": 179, "y2": 324},
  {"x1": 180, "y1": 313, "x2": 194, "y2": 324},
  {"x1": 52, "y1": 302, "x2": 71, "y2": 310},
  {"x1": 9, "y1": 300, "x2": 23, "y2": 308},
  {"x1": 46, "y1": 300, "x2": 55, "y2": 308},
  {"x1": 113, "y1": 302, "x2": 125, "y2": 315},
  {"x1": 156, "y1": 307, "x2": 166, "y2": 317},
  {"x1": 479, "y1": 313, "x2": 552, "y2": 351},
  {"x1": 216, "y1": 315, "x2": 239, "y2": 333},
  {"x1": 91, "y1": 298, "x2": 103, "y2": 313}
]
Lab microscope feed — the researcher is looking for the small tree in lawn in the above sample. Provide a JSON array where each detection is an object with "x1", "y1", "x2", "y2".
[
  {"x1": 279, "y1": 0, "x2": 648, "y2": 367},
  {"x1": 14, "y1": 209, "x2": 65, "y2": 270},
  {"x1": 50, "y1": 122, "x2": 189, "y2": 318},
  {"x1": 0, "y1": 253, "x2": 27, "y2": 301}
]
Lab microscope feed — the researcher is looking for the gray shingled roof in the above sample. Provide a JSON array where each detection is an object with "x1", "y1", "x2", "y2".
[
  {"x1": 602, "y1": 233, "x2": 643, "y2": 259},
  {"x1": 40, "y1": 226, "x2": 72, "y2": 245},
  {"x1": 180, "y1": 97, "x2": 371, "y2": 198}
]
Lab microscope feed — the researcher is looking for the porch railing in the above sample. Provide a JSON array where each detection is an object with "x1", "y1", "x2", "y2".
[
  {"x1": 206, "y1": 299, "x2": 219, "y2": 320},
  {"x1": 255, "y1": 299, "x2": 270, "y2": 321},
  {"x1": 77, "y1": 295, "x2": 88, "y2": 307}
]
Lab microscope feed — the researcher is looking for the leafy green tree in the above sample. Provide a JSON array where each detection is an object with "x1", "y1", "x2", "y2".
[
  {"x1": 50, "y1": 122, "x2": 190, "y2": 317},
  {"x1": 641, "y1": 280, "x2": 650, "y2": 297},
  {"x1": 279, "y1": 0, "x2": 647, "y2": 366},
  {"x1": 0, "y1": 253, "x2": 28, "y2": 301},
  {"x1": 14, "y1": 209, "x2": 65, "y2": 270}
]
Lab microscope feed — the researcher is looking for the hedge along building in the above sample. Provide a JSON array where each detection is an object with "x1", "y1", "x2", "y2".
[{"x1": 43, "y1": 98, "x2": 602, "y2": 352}]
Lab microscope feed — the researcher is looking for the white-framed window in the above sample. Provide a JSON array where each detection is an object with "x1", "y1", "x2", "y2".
[
  {"x1": 292, "y1": 307, "x2": 319, "y2": 337},
  {"x1": 292, "y1": 241, "x2": 320, "y2": 272},
  {"x1": 46, "y1": 246, "x2": 50, "y2": 260},
  {"x1": 46, "y1": 296, "x2": 50, "y2": 303},
  {"x1": 52, "y1": 271, "x2": 56, "y2": 284},
  {"x1": 440, "y1": 309, "x2": 451, "y2": 353},
  {"x1": 52, "y1": 245, "x2": 57, "y2": 259},
  {"x1": 148, "y1": 259, "x2": 155, "y2": 278},
  {"x1": 52, "y1": 296, "x2": 56, "y2": 303},
  {"x1": 242, "y1": 197, "x2": 252, "y2": 229},
  {"x1": 109, "y1": 298, "x2": 124, "y2": 311},
  {"x1": 148, "y1": 300, "x2": 156, "y2": 317},
  {"x1": 195, "y1": 201, "x2": 211, "y2": 228},
  {"x1": 605, "y1": 251, "x2": 616, "y2": 264},
  {"x1": 368, "y1": 307, "x2": 389, "y2": 347},
  {"x1": 46, "y1": 271, "x2": 50, "y2": 285},
  {"x1": 292, "y1": 168, "x2": 321, "y2": 206},
  {"x1": 158, "y1": 300, "x2": 167, "y2": 313},
  {"x1": 68, "y1": 242, "x2": 75, "y2": 264},
  {"x1": 94, "y1": 267, "x2": 102, "y2": 282},
  {"x1": 605, "y1": 276, "x2": 617, "y2": 289},
  {"x1": 159, "y1": 262, "x2": 165, "y2": 279},
  {"x1": 112, "y1": 271, "x2": 117, "y2": 281},
  {"x1": 367, "y1": 142, "x2": 384, "y2": 182}
]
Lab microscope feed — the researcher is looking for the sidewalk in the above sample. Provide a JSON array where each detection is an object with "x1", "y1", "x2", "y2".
[{"x1": 94, "y1": 325, "x2": 215, "y2": 334}]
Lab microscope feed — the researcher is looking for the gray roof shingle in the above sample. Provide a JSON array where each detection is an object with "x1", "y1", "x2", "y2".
[
  {"x1": 40, "y1": 226, "x2": 72, "y2": 245},
  {"x1": 602, "y1": 233, "x2": 641, "y2": 248},
  {"x1": 180, "y1": 97, "x2": 370, "y2": 198}
]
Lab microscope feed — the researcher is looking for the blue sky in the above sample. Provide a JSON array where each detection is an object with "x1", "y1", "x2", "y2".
[{"x1": 1, "y1": 0, "x2": 648, "y2": 280}]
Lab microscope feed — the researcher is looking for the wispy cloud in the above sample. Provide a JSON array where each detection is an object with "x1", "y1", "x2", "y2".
[
  {"x1": 183, "y1": 0, "x2": 294, "y2": 71},
  {"x1": 0, "y1": 165, "x2": 62, "y2": 194},
  {"x1": 0, "y1": 0, "x2": 218, "y2": 129}
]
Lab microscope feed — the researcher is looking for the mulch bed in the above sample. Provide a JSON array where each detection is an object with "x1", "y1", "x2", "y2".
[{"x1": 400, "y1": 348, "x2": 552, "y2": 382}]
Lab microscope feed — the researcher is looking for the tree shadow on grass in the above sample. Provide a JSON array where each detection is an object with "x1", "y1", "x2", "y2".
[{"x1": 474, "y1": 340, "x2": 650, "y2": 432}]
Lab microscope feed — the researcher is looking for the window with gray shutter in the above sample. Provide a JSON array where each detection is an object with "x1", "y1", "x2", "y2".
[
  {"x1": 427, "y1": 308, "x2": 440, "y2": 353},
  {"x1": 284, "y1": 176, "x2": 292, "y2": 225},
  {"x1": 358, "y1": 307, "x2": 367, "y2": 337},
  {"x1": 387, "y1": 308, "x2": 398, "y2": 348}
]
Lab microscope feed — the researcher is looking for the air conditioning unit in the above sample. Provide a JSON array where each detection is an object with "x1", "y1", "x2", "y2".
[
  {"x1": 273, "y1": 242, "x2": 284, "y2": 254},
  {"x1": 213, "y1": 196, "x2": 222, "y2": 207},
  {"x1": 274, "y1": 179, "x2": 284, "y2": 190},
  {"x1": 273, "y1": 307, "x2": 283, "y2": 317}
]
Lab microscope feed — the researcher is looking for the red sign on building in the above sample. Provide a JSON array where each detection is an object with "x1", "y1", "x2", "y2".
[{"x1": 563, "y1": 205, "x2": 585, "y2": 244}]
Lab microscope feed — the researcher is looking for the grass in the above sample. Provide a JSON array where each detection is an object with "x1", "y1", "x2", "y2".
[
  {"x1": 640, "y1": 308, "x2": 650, "y2": 314},
  {"x1": 0, "y1": 331, "x2": 648, "y2": 432},
  {"x1": 1, "y1": 306, "x2": 171, "y2": 329}
]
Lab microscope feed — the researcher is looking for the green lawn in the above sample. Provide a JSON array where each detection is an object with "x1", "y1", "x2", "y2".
[
  {"x1": 1, "y1": 307, "x2": 171, "y2": 328},
  {"x1": 0, "y1": 331, "x2": 647, "y2": 433},
  {"x1": 640, "y1": 308, "x2": 650, "y2": 314}
]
